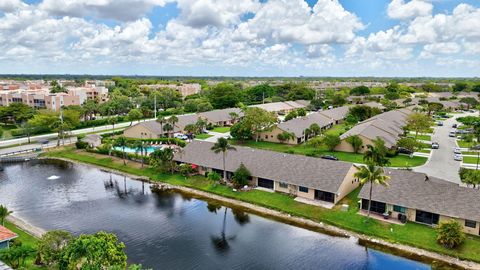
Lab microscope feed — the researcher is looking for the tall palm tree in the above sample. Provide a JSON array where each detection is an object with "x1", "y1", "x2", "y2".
[
  {"x1": 0, "y1": 204, "x2": 13, "y2": 226},
  {"x1": 363, "y1": 138, "x2": 390, "y2": 167},
  {"x1": 168, "y1": 115, "x2": 179, "y2": 137},
  {"x1": 211, "y1": 138, "x2": 236, "y2": 181},
  {"x1": 354, "y1": 163, "x2": 390, "y2": 220},
  {"x1": 156, "y1": 116, "x2": 166, "y2": 138},
  {"x1": 163, "y1": 123, "x2": 173, "y2": 139},
  {"x1": 114, "y1": 136, "x2": 129, "y2": 165},
  {"x1": 132, "y1": 140, "x2": 145, "y2": 167}
]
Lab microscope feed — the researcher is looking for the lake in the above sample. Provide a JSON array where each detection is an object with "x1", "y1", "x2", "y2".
[{"x1": 0, "y1": 159, "x2": 431, "y2": 269}]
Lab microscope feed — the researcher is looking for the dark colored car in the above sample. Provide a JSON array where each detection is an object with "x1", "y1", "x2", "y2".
[
  {"x1": 397, "y1": 147, "x2": 413, "y2": 155},
  {"x1": 452, "y1": 124, "x2": 457, "y2": 128},
  {"x1": 321, "y1": 155, "x2": 338, "y2": 161}
]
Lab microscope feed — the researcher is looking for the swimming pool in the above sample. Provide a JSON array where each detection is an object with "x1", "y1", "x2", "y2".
[{"x1": 113, "y1": 145, "x2": 163, "y2": 154}]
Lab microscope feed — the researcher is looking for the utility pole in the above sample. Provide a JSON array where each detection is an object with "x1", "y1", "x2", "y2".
[{"x1": 262, "y1": 91, "x2": 265, "y2": 104}]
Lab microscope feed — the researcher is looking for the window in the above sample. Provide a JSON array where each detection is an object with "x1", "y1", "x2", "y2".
[
  {"x1": 299, "y1": 186, "x2": 309, "y2": 193},
  {"x1": 361, "y1": 199, "x2": 386, "y2": 214},
  {"x1": 279, "y1": 182, "x2": 288, "y2": 189},
  {"x1": 465, "y1": 220, "x2": 477, "y2": 228},
  {"x1": 393, "y1": 205, "x2": 406, "y2": 214},
  {"x1": 415, "y1": 210, "x2": 439, "y2": 225}
]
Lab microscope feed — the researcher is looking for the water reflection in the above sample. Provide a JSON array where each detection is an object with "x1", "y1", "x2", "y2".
[{"x1": 0, "y1": 160, "x2": 433, "y2": 270}]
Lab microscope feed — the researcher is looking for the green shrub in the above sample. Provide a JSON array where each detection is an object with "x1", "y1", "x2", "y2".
[
  {"x1": 436, "y1": 220, "x2": 465, "y2": 249},
  {"x1": 75, "y1": 141, "x2": 89, "y2": 149}
]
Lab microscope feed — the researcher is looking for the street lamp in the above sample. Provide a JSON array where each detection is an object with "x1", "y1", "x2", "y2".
[{"x1": 470, "y1": 145, "x2": 480, "y2": 170}]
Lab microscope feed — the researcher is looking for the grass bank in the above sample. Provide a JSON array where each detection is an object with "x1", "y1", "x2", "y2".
[
  {"x1": 230, "y1": 140, "x2": 427, "y2": 167},
  {"x1": 43, "y1": 148, "x2": 480, "y2": 264},
  {"x1": 4, "y1": 221, "x2": 44, "y2": 270}
]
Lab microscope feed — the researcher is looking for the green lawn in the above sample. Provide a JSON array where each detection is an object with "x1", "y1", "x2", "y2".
[
  {"x1": 462, "y1": 151, "x2": 479, "y2": 155},
  {"x1": 195, "y1": 133, "x2": 213, "y2": 140},
  {"x1": 416, "y1": 134, "x2": 432, "y2": 141},
  {"x1": 324, "y1": 123, "x2": 350, "y2": 136},
  {"x1": 417, "y1": 149, "x2": 431, "y2": 154},
  {"x1": 230, "y1": 140, "x2": 427, "y2": 167},
  {"x1": 458, "y1": 140, "x2": 476, "y2": 148},
  {"x1": 4, "y1": 221, "x2": 45, "y2": 270},
  {"x1": 462, "y1": 156, "x2": 480, "y2": 164},
  {"x1": 211, "y1": 126, "x2": 231, "y2": 133},
  {"x1": 41, "y1": 148, "x2": 480, "y2": 264}
]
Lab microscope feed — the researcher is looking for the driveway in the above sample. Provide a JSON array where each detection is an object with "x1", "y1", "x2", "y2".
[
  {"x1": 204, "y1": 131, "x2": 230, "y2": 142},
  {"x1": 414, "y1": 112, "x2": 476, "y2": 184}
]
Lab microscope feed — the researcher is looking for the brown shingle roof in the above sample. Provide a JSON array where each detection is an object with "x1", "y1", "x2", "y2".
[
  {"x1": 318, "y1": 106, "x2": 350, "y2": 121},
  {"x1": 174, "y1": 140, "x2": 354, "y2": 193},
  {"x1": 199, "y1": 108, "x2": 243, "y2": 123},
  {"x1": 359, "y1": 169, "x2": 480, "y2": 222},
  {"x1": 277, "y1": 113, "x2": 333, "y2": 138}
]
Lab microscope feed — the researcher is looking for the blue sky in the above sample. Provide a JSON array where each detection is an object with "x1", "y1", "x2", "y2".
[{"x1": 0, "y1": 0, "x2": 479, "y2": 77}]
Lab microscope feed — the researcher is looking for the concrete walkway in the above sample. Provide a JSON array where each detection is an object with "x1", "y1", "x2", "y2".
[
  {"x1": 0, "y1": 261, "x2": 12, "y2": 270},
  {"x1": 414, "y1": 112, "x2": 476, "y2": 184},
  {"x1": 203, "y1": 131, "x2": 231, "y2": 142}
]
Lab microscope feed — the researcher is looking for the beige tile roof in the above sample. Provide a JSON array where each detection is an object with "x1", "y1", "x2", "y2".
[
  {"x1": 318, "y1": 106, "x2": 350, "y2": 121},
  {"x1": 174, "y1": 140, "x2": 354, "y2": 193}
]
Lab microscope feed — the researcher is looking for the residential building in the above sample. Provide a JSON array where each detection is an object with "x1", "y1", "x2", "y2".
[
  {"x1": 174, "y1": 141, "x2": 359, "y2": 205},
  {"x1": 359, "y1": 169, "x2": 480, "y2": 235},
  {"x1": 123, "y1": 108, "x2": 243, "y2": 138},
  {"x1": 317, "y1": 106, "x2": 350, "y2": 124},
  {"x1": 335, "y1": 108, "x2": 413, "y2": 153},
  {"x1": 259, "y1": 112, "x2": 333, "y2": 144},
  {"x1": 0, "y1": 225, "x2": 17, "y2": 249},
  {"x1": 140, "y1": 83, "x2": 201, "y2": 98},
  {"x1": 250, "y1": 100, "x2": 310, "y2": 115}
]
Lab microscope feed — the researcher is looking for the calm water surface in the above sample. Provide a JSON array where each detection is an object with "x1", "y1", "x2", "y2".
[{"x1": 0, "y1": 160, "x2": 431, "y2": 270}]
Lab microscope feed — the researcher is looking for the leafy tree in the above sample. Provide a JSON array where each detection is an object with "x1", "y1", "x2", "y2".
[
  {"x1": 284, "y1": 110, "x2": 297, "y2": 121},
  {"x1": 323, "y1": 134, "x2": 341, "y2": 151},
  {"x1": 242, "y1": 107, "x2": 277, "y2": 142},
  {"x1": 58, "y1": 231, "x2": 127, "y2": 270},
  {"x1": 309, "y1": 98, "x2": 324, "y2": 110},
  {"x1": 309, "y1": 123, "x2": 322, "y2": 137},
  {"x1": 229, "y1": 112, "x2": 240, "y2": 123},
  {"x1": 421, "y1": 83, "x2": 442, "y2": 92},
  {"x1": 150, "y1": 148, "x2": 175, "y2": 173},
  {"x1": 331, "y1": 94, "x2": 347, "y2": 106},
  {"x1": 208, "y1": 83, "x2": 242, "y2": 109},
  {"x1": 354, "y1": 163, "x2": 390, "y2": 220},
  {"x1": 127, "y1": 108, "x2": 143, "y2": 125},
  {"x1": 232, "y1": 163, "x2": 251, "y2": 187},
  {"x1": 426, "y1": 102, "x2": 444, "y2": 116},
  {"x1": 245, "y1": 84, "x2": 277, "y2": 103},
  {"x1": 396, "y1": 137, "x2": 421, "y2": 153},
  {"x1": 0, "y1": 245, "x2": 35, "y2": 269},
  {"x1": 114, "y1": 136, "x2": 129, "y2": 165},
  {"x1": 385, "y1": 83, "x2": 400, "y2": 100},
  {"x1": 0, "y1": 204, "x2": 12, "y2": 226},
  {"x1": 346, "y1": 135, "x2": 363, "y2": 153},
  {"x1": 460, "y1": 97, "x2": 478, "y2": 110},
  {"x1": 196, "y1": 101, "x2": 213, "y2": 112},
  {"x1": 472, "y1": 84, "x2": 480, "y2": 93},
  {"x1": 350, "y1": 86, "x2": 370, "y2": 96},
  {"x1": 184, "y1": 99, "x2": 200, "y2": 113},
  {"x1": 37, "y1": 230, "x2": 73, "y2": 265},
  {"x1": 230, "y1": 122, "x2": 253, "y2": 141},
  {"x1": 83, "y1": 99, "x2": 99, "y2": 120},
  {"x1": 402, "y1": 97, "x2": 413, "y2": 106},
  {"x1": 131, "y1": 140, "x2": 147, "y2": 167},
  {"x1": 0, "y1": 102, "x2": 35, "y2": 124},
  {"x1": 211, "y1": 138, "x2": 236, "y2": 181},
  {"x1": 277, "y1": 131, "x2": 295, "y2": 143},
  {"x1": 108, "y1": 117, "x2": 118, "y2": 134},
  {"x1": 50, "y1": 80, "x2": 67, "y2": 93},
  {"x1": 163, "y1": 123, "x2": 173, "y2": 137},
  {"x1": 307, "y1": 136, "x2": 323, "y2": 149},
  {"x1": 179, "y1": 164, "x2": 194, "y2": 177},
  {"x1": 296, "y1": 108, "x2": 307, "y2": 117},
  {"x1": 406, "y1": 112, "x2": 432, "y2": 139},
  {"x1": 184, "y1": 123, "x2": 198, "y2": 134},
  {"x1": 348, "y1": 106, "x2": 381, "y2": 122},
  {"x1": 363, "y1": 138, "x2": 390, "y2": 167},
  {"x1": 436, "y1": 220, "x2": 465, "y2": 249},
  {"x1": 168, "y1": 115, "x2": 179, "y2": 138},
  {"x1": 452, "y1": 82, "x2": 468, "y2": 92},
  {"x1": 207, "y1": 171, "x2": 222, "y2": 182},
  {"x1": 284, "y1": 84, "x2": 315, "y2": 100}
]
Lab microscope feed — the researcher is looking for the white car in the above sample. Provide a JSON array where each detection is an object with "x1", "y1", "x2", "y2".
[
  {"x1": 454, "y1": 154, "x2": 463, "y2": 161},
  {"x1": 454, "y1": 147, "x2": 462, "y2": 154},
  {"x1": 174, "y1": 133, "x2": 188, "y2": 140}
]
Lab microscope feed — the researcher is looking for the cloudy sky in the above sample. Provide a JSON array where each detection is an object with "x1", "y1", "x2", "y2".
[{"x1": 0, "y1": 0, "x2": 479, "y2": 77}]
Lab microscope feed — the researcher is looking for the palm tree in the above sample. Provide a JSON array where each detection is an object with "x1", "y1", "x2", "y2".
[
  {"x1": 168, "y1": 115, "x2": 179, "y2": 137},
  {"x1": 211, "y1": 138, "x2": 236, "y2": 182},
  {"x1": 354, "y1": 163, "x2": 390, "y2": 220},
  {"x1": 114, "y1": 136, "x2": 129, "y2": 165},
  {"x1": 108, "y1": 117, "x2": 118, "y2": 135},
  {"x1": 163, "y1": 123, "x2": 173, "y2": 139},
  {"x1": 156, "y1": 116, "x2": 166, "y2": 138},
  {"x1": 132, "y1": 140, "x2": 145, "y2": 167},
  {"x1": 229, "y1": 112, "x2": 239, "y2": 124},
  {"x1": 0, "y1": 204, "x2": 13, "y2": 226},
  {"x1": 363, "y1": 138, "x2": 390, "y2": 167}
]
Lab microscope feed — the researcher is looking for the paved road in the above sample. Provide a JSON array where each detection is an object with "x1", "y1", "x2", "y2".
[
  {"x1": 0, "y1": 138, "x2": 78, "y2": 156},
  {"x1": 414, "y1": 112, "x2": 476, "y2": 183}
]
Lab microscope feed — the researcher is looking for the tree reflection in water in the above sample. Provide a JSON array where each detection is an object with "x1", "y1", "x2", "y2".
[{"x1": 207, "y1": 202, "x2": 240, "y2": 253}]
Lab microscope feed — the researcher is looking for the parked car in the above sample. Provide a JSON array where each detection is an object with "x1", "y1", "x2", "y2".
[
  {"x1": 431, "y1": 142, "x2": 439, "y2": 149},
  {"x1": 397, "y1": 147, "x2": 413, "y2": 155},
  {"x1": 174, "y1": 133, "x2": 189, "y2": 140},
  {"x1": 321, "y1": 155, "x2": 338, "y2": 161},
  {"x1": 436, "y1": 121, "x2": 443, "y2": 126},
  {"x1": 454, "y1": 147, "x2": 462, "y2": 154},
  {"x1": 454, "y1": 154, "x2": 463, "y2": 161},
  {"x1": 39, "y1": 139, "x2": 49, "y2": 145},
  {"x1": 452, "y1": 124, "x2": 457, "y2": 128},
  {"x1": 449, "y1": 131, "x2": 456, "y2": 137}
]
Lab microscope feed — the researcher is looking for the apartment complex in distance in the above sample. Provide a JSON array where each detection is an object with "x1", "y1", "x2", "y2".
[{"x1": 139, "y1": 83, "x2": 201, "y2": 98}]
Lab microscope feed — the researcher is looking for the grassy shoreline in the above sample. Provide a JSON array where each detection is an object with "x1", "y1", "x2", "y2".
[{"x1": 41, "y1": 148, "x2": 480, "y2": 265}]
